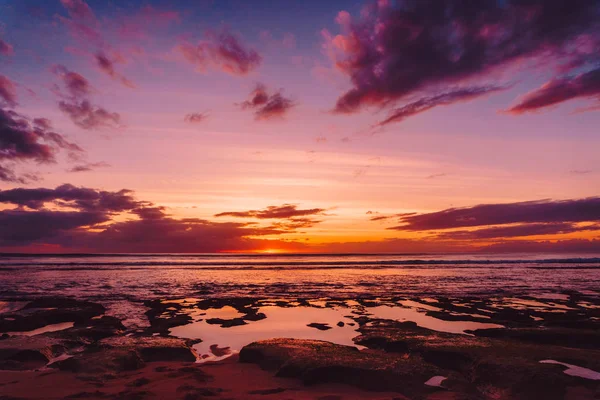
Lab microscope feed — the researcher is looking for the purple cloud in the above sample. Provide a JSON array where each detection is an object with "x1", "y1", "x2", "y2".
[
  {"x1": 388, "y1": 198, "x2": 600, "y2": 231},
  {"x1": 325, "y1": 0, "x2": 600, "y2": 118},
  {"x1": 435, "y1": 222, "x2": 600, "y2": 240},
  {"x1": 52, "y1": 65, "x2": 93, "y2": 99},
  {"x1": 67, "y1": 161, "x2": 110, "y2": 173},
  {"x1": 378, "y1": 86, "x2": 504, "y2": 126},
  {"x1": 215, "y1": 204, "x2": 326, "y2": 219},
  {"x1": 60, "y1": 0, "x2": 95, "y2": 21},
  {"x1": 95, "y1": 52, "x2": 135, "y2": 88},
  {"x1": 58, "y1": 100, "x2": 121, "y2": 130},
  {"x1": 52, "y1": 65, "x2": 122, "y2": 130},
  {"x1": 184, "y1": 112, "x2": 209, "y2": 123},
  {"x1": 0, "y1": 39, "x2": 13, "y2": 56},
  {"x1": 0, "y1": 75, "x2": 18, "y2": 108},
  {"x1": 0, "y1": 108, "x2": 83, "y2": 182},
  {"x1": 178, "y1": 30, "x2": 262, "y2": 76},
  {"x1": 0, "y1": 184, "x2": 139, "y2": 212},
  {"x1": 0, "y1": 185, "x2": 314, "y2": 252},
  {"x1": 240, "y1": 84, "x2": 295, "y2": 120},
  {"x1": 507, "y1": 67, "x2": 600, "y2": 114}
]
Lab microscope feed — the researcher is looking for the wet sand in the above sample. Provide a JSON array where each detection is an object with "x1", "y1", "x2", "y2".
[{"x1": 0, "y1": 291, "x2": 599, "y2": 399}]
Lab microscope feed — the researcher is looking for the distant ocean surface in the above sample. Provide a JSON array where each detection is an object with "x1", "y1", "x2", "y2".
[{"x1": 1, "y1": 253, "x2": 599, "y2": 301}]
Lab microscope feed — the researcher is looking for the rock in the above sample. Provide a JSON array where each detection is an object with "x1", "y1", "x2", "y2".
[
  {"x1": 471, "y1": 327, "x2": 600, "y2": 349},
  {"x1": 205, "y1": 317, "x2": 247, "y2": 328},
  {"x1": 240, "y1": 339, "x2": 439, "y2": 396},
  {"x1": 209, "y1": 344, "x2": 231, "y2": 357},
  {"x1": 102, "y1": 336, "x2": 196, "y2": 363},
  {"x1": 0, "y1": 297, "x2": 104, "y2": 334},
  {"x1": 242, "y1": 312, "x2": 267, "y2": 322},
  {"x1": 355, "y1": 336, "x2": 409, "y2": 354},
  {"x1": 0, "y1": 335, "x2": 68, "y2": 370},
  {"x1": 306, "y1": 323, "x2": 331, "y2": 331}
]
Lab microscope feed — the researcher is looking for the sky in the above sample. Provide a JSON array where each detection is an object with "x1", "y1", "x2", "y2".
[{"x1": 0, "y1": 0, "x2": 599, "y2": 253}]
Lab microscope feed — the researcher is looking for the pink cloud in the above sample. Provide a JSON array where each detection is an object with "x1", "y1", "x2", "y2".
[
  {"x1": 178, "y1": 30, "x2": 262, "y2": 76},
  {"x1": 0, "y1": 75, "x2": 18, "y2": 107}
]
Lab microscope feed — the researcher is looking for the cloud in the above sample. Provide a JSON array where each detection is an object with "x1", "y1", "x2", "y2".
[
  {"x1": 240, "y1": 84, "x2": 295, "y2": 120},
  {"x1": 506, "y1": 67, "x2": 600, "y2": 114},
  {"x1": 178, "y1": 30, "x2": 262, "y2": 76},
  {"x1": 388, "y1": 198, "x2": 600, "y2": 231},
  {"x1": 434, "y1": 222, "x2": 600, "y2": 240},
  {"x1": 426, "y1": 173, "x2": 448, "y2": 179},
  {"x1": 0, "y1": 75, "x2": 18, "y2": 107},
  {"x1": 0, "y1": 184, "x2": 139, "y2": 212},
  {"x1": 184, "y1": 112, "x2": 209, "y2": 123},
  {"x1": 94, "y1": 52, "x2": 135, "y2": 88},
  {"x1": 0, "y1": 185, "x2": 313, "y2": 252},
  {"x1": 0, "y1": 39, "x2": 13, "y2": 56},
  {"x1": 67, "y1": 161, "x2": 110, "y2": 173},
  {"x1": 215, "y1": 204, "x2": 327, "y2": 219},
  {"x1": 377, "y1": 86, "x2": 504, "y2": 126},
  {"x1": 58, "y1": 0, "x2": 102, "y2": 45},
  {"x1": 60, "y1": 0, "x2": 95, "y2": 21},
  {"x1": 51, "y1": 65, "x2": 122, "y2": 130},
  {"x1": 52, "y1": 65, "x2": 93, "y2": 99},
  {"x1": 0, "y1": 108, "x2": 83, "y2": 182},
  {"x1": 58, "y1": 100, "x2": 122, "y2": 130},
  {"x1": 114, "y1": 5, "x2": 180, "y2": 41},
  {"x1": 324, "y1": 0, "x2": 600, "y2": 117},
  {"x1": 0, "y1": 210, "x2": 109, "y2": 245}
]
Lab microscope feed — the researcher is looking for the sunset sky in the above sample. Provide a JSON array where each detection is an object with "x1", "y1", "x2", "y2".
[{"x1": 1, "y1": 0, "x2": 599, "y2": 253}]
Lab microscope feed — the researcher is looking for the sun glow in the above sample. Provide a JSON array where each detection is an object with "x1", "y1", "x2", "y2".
[{"x1": 260, "y1": 249, "x2": 283, "y2": 254}]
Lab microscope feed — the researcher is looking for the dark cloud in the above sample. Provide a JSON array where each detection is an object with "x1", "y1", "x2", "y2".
[
  {"x1": 0, "y1": 183, "x2": 142, "y2": 246},
  {"x1": 0, "y1": 184, "x2": 139, "y2": 212},
  {"x1": 0, "y1": 210, "x2": 107, "y2": 245},
  {"x1": 67, "y1": 161, "x2": 110, "y2": 173},
  {"x1": 0, "y1": 39, "x2": 13, "y2": 56},
  {"x1": 378, "y1": 86, "x2": 504, "y2": 126},
  {"x1": 178, "y1": 30, "x2": 262, "y2": 76},
  {"x1": 94, "y1": 52, "x2": 135, "y2": 88},
  {"x1": 369, "y1": 212, "x2": 416, "y2": 222},
  {"x1": 33, "y1": 118, "x2": 52, "y2": 130},
  {"x1": 0, "y1": 185, "x2": 313, "y2": 252},
  {"x1": 434, "y1": 222, "x2": 600, "y2": 240},
  {"x1": 52, "y1": 65, "x2": 122, "y2": 130},
  {"x1": 215, "y1": 204, "x2": 327, "y2": 219},
  {"x1": 480, "y1": 238, "x2": 600, "y2": 253},
  {"x1": 0, "y1": 75, "x2": 18, "y2": 107},
  {"x1": 0, "y1": 108, "x2": 83, "y2": 182},
  {"x1": 326, "y1": 0, "x2": 600, "y2": 119},
  {"x1": 240, "y1": 84, "x2": 295, "y2": 120},
  {"x1": 58, "y1": 100, "x2": 121, "y2": 130},
  {"x1": 388, "y1": 198, "x2": 600, "y2": 231},
  {"x1": 266, "y1": 217, "x2": 323, "y2": 231},
  {"x1": 507, "y1": 66, "x2": 600, "y2": 114},
  {"x1": 184, "y1": 112, "x2": 209, "y2": 123},
  {"x1": 52, "y1": 65, "x2": 93, "y2": 99}
]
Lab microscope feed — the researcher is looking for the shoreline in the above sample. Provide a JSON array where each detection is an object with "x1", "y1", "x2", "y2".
[{"x1": 1, "y1": 292, "x2": 599, "y2": 399}]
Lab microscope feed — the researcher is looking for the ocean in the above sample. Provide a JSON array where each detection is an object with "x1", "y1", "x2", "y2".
[{"x1": 1, "y1": 253, "x2": 599, "y2": 301}]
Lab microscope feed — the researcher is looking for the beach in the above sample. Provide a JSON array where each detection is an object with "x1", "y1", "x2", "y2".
[{"x1": 0, "y1": 254, "x2": 599, "y2": 399}]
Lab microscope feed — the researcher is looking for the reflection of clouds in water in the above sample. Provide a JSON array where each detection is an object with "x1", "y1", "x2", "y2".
[
  {"x1": 365, "y1": 305, "x2": 503, "y2": 335},
  {"x1": 170, "y1": 306, "x2": 361, "y2": 363},
  {"x1": 170, "y1": 299, "x2": 510, "y2": 363},
  {"x1": 540, "y1": 360, "x2": 600, "y2": 380}
]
